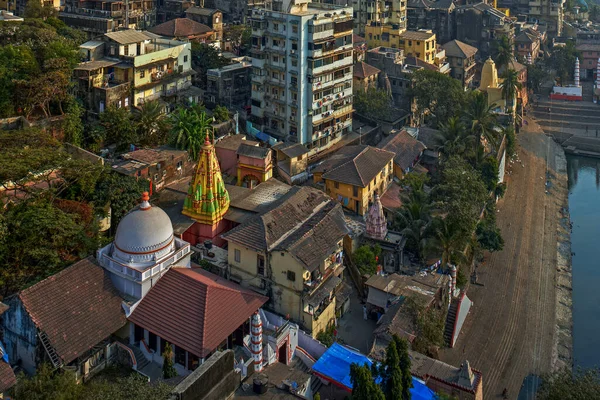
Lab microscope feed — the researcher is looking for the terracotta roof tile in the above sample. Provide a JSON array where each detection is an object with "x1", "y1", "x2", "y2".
[
  {"x1": 148, "y1": 18, "x2": 213, "y2": 38},
  {"x1": 353, "y1": 61, "x2": 381, "y2": 79},
  {"x1": 313, "y1": 145, "x2": 395, "y2": 187},
  {"x1": 237, "y1": 143, "x2": 270, "y2": 159},
  {"x1": 378, "y1": 129, "x2": 426, "y2": 172},
  {"x1": 128, "y1": 268, "x2": 267, "y2": 357},
  {"x1": 442, "y1": 39, "x2": 478, "y2": 59},
  {"x1": 18, "y1": 257, "x2": 127, "y2": 365},
  {"x1": 0, "y1": 361, "x2": 16, "y2": 392}
]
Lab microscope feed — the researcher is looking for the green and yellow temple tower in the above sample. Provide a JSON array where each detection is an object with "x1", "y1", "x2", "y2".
[{"x1": 182, "y1": 137, "x2": 230, "y2": 246}]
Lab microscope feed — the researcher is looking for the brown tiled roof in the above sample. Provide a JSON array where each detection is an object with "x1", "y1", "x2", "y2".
[
  {"x1": 185, "y1": 6, "x2": 219, "y2": 16},
  {"x1": 409, "y1": 351, "x2": 482, "y2": 393},
  {"x1": 399, "y1": 30, "x2": 435, "y2": 41},
  {"x1": 353, "y1": 61, "x2": 380, "y2": 79},
  {"x1": 577, "y1": 43, "x2": 600, "y2": 51},
  {"x1": 128, "y1": 268, "x2": 267, "y2": 358},
  {"x1": 0, "y1": 361, "x2": 16, "y2": 392},
  {"x1": 237, "y1": 143, "x2": 270, "y2": 159},
  {"x1": 273, "y1": 142, "x2": 309, "y2": 158},
  {"x1": 442, "y1": 39, "x2": 478, "y2": 59},
  {"x1": 18, "y1": 257, "x2": 126, "y2": 365},
  {"x1": 404, "y1": 56, "x2": 438, "y2": 71},
  {"x1": 148, "y1": 18, "x2": 213, "y2": 38},
  {"x1": 353, "y1": 34, "x2": 366, "y2": 44},
  {"x1": 380, "y1": 181, "x2": 403, "y2": 210},
  {"x1": 378, "y1": 129, "x2": 426, "y2": 172},
  {"x1": 313, "y1": 145, "x2": 395, "y2": 187},
  {"x1": 215, "y1": 134, "x2": 258, "y2": 151},
  {"x1": 515, "y1": 31, "x2": 536, "y2": 44},
  {"x1": 417, "y1": 126, "x2": 440, "y2": 149},
  {"x1": 222, "y1": 186, "x2": 344, "y2": 258},
  {"x1": 122, "y1": 147, "x2": 187, "y2": 165}
]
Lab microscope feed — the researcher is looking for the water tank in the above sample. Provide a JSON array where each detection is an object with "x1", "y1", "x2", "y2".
[{"x1": 253, "y1": 376, "x2": 268, "y2": 394}]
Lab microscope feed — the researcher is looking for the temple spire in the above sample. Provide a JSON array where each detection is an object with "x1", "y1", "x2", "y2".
[
  {"x1": 365, "y1": 193, "x2": 387, "y2": 240},
  {"x1": 182, "y1": 136, "x2": 230, "y2": 225},
  {"x1": 575, "y1": 57, "x2": 580, "y2": 87}
]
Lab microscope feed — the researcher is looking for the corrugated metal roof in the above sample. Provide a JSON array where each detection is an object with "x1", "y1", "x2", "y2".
[{"x1": 105, "y1": 29, "x2": 151, "y2": 44}]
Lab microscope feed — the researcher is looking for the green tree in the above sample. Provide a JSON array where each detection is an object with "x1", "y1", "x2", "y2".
[
  {"x1": 24, "y1": 2, "x2": 58, "y2": 19},
  {"x1": 479, "y1": 156, "x2": 499, "y2": 191},
  {"x1": 499, "y1": 69, "x2": 522, "y2": 114},
  {"x1": 62, "y1": 100, "x2": 84, "y2": 146},
  {"x1": 476, "y1": 208, "x2": 504, "y2": 252},
  {"x1": 381, "y1": 339, "x2": 404, "y2": 400},
  {"x1": 162, "y1": 342, "x2": 178, "y2": 379},
  {"x1": 395, "y1": 189, "x2": 432, "y2": 262},
  {"x1": 392, "y1": 336, "x2": 412, "y2": 400},
  {"x1": 353, "y1": 245, "x2": 382, "y2": 275},
  {"x1": 12, "y1": 364, "x2": 81, "y2": 400},
  {"x1": 537, "y1": 368, "x2": 600, "y2": 400},
  {"x1": 133, "y1": 100, "x2": 168, "y2": 147},
  {"x1": 191, "y1": 43, "x2": 229, "y2": 88},
  {"x1": 432, "y1": 217, "x2": 466, "y2": 269},
  {"x1": 354, "y1": 87, "x2": 393, "y2": 121},
  {"x1": 435, "y1": 116, "x2": 474, "y2": 159},
  {"x1": 527, "y1": 63, "x2": 548, "y2": 93},
  {"x1": 410, "y1": 69, "x2": 466, "y2": 127},
  {"x1": 223, "y1": 25, "x2": 252, "y2": 55},
  {"x1": 99, "y1": 106, "x2": 136, "y2": 150},
  {"x1": 213, "y1": 105, "x2": 230, "y2": 123},
  {"x1": 402, "y1": 172, "x2": 429, "y2": 192},
  {"x1": 590, "y1": 4, "x2": 600, "y2": 22},
  {"x1": 492, "y1": 35, "x2": 514, "y2": 72},
  {"x1": 504, "y1": 125, "x2": 517, "y2": 156},
  {"x1": 350, "y1": 363, "x2": 386, "y2": 400},
  {"x1": 462, "y1": 91, "x2": 499, "y2": 152},
  {"x1": 316, "y1": 325, "x2": 336, "y2": 347},
  {"x1": 549, "y1": 41, "x2": 579, "y2": 85},
  {"x1": 169, "y1": 106, "x2": 214, "y2": 160}
]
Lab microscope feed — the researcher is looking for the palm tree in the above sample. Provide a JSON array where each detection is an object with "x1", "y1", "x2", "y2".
[
  {"x1": 395, "y1": 190, "x2": 433, "y2": 262},
  {"x1": 432, "y1": 217, "x2": 466, "y2": 269},
  {"x1": 499, "y1": 68, "x2": 522, "y2": 115},
  {"x1": 492, "y1": 35, "x2": 514, "y2": 72},
  {"x1": 463, "y1": 91, "x2": 500, "y2": 152},
  {"x1": 133, "y1": 100, "x2": 167, "y2": 146},
  {"x1": 435, "y1": 116, "x2": 474, "y2": 158},
  {"x1": 168, "y1": 106, "x2": 213, "y2": 160}
]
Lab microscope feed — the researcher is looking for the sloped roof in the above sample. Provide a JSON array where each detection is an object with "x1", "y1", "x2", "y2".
[
  {"x1": 215, "y1": 134, "x2": 258, "y2": 151},
  {"x1": 273, "y1": 142, "x2": 309, "y2": 158},
  {"x1": 431, "y1": 0, "x2": 454, "y2": 10},
  {"x1": 409, "y1": 351, "x2": 482, "y2": 393},
  {"x1": 515, "y1": 31, "x2": 536, "y2": 44},
  {"x1": 399, "y1": 30, "x2": 436, "y2": 41},
  {"x1": 105, "y1": 29, "x2": 151, "y2": 44},
  {"x1": 185, "y1": 6, "x2": 219, "y2": 16},
  {"x1": 222, "y1": 187, "x2": 346, "y2": 266},
  {"x1": 148, "y1": 18, "x2": 213, "y2": 38},
  {"x1": 0, "y1": 361, "x2": 15, "y2": 393},
  {"x1": 18, "y1": 257, "x2": 127, "y2": 365},
  {"x1": 378, "y1": 129, "x2": 426, "y2": 172},
  {"x1": 128, "y1": 268, "x2": 267, "y2": 358},
  {"x1": 313, "y1": 145, "x2": 395, "y2": 187},
  {"x1": 237, "y1": 143, "x2": 270, "y2": 159},
  {"x1": 354, "y1": 61, "x2": 381, "y2": 79},
  {"x1": 442, "y1": 39, "x2": 478, "y2": 59},
  {"x1": 353, "y1": 34, "x2": 366, "y2": 44},
  {"x1": 407, "y1": 0, "x2": 433, "y2": 9},
  {"x1": 404, "y1": 56, "x2": 438, "y2": 71}
]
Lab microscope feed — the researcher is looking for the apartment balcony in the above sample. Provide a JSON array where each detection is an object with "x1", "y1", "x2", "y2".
[
  {"x1": 438, "y1": 62, "x2": 451, "y2": 74},
  {"x1": 265, "y1": 92, "x2": 286, "y2": 105},
  {"x1": 312, "y1": 75, "x2": 352, "y2": 92},
  {"x1": 252, "y1": 57, "x2": 266, "y2": 69},
  {"x1": 308, "y1": 43, "x2": 353, "y2": 59},
  {"x1": 265, "y1": 110, "x2": 285, "y2": 121},
  {"x1": 333, "y1": 104, "x2": 353, "y2": 118},
  {"x1": 151, "y1": 69, "x2": 175, "y2": 82},
  {"x1": 252, "y1": 74, "x2": 266, "y2": 85},
  {"x1": 311, "y1": 58, "x2": 353, "y2": 77}
]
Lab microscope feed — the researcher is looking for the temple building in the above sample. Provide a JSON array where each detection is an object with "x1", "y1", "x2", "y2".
[{"x1": 182, "y1": 137, "x2": 231, "y2": 247}]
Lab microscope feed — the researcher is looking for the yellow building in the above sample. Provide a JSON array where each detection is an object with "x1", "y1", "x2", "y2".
[
  {"x1": 313, "y1": 145, "x2": 395, "y2": 215},
  {"x1": 222, "y1": 186, "x2": 349, "y2": 337},
  {"x1": 353, "y1": 61, "x2": 381, "y2": 93},
  {"x1": 365, "y1": 26, "x2": 437, "y2": 64},
  {"x1": 478, "y1": 57, "x2": 516, "y2": 116}
]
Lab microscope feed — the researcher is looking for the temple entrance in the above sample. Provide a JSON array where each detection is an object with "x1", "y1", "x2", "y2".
[
  {"x1": 242, "y1": 174, "x2": 260, "y2": 189},
  {"x1": 278, "y1": 341, "x2": 288, "y2": 364}
]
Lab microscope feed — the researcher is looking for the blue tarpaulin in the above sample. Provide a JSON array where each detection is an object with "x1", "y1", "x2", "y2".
[{"x1": 312, "y1": 343, "x2": 435, "y2": 400}]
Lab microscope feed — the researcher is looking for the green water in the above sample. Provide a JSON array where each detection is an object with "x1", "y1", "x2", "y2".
[{"x1": 567, "y1": 155, "x2": 600, "y2": 368}]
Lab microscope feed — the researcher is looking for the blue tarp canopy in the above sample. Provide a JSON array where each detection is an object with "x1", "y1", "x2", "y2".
[{"x1": 312, "y1": 343, "x2": 435, "y2": 400}]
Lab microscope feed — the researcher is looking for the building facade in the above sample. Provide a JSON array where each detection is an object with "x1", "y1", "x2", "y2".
[
  {"x1": 406, "y1": 0, "x2": 455, "y2": 44},
  {"x1": 249, "y1": 0, "x2": 354, "y2": 153},
  {"x1": 185, "y1": 7, "x2": 223, "y2": 41},
  {"x1": 442, "y1": 39, "x2": 478, "y2": 88},
  {"x1": 74, "y1": 30, "x2": 198, "y2": 115},
  {"x1": 527, "y1": 0, "x2": 564, "y2": 37},
  {"x1": 205, "y1": 57, "x2": 252, "y2": 108}
]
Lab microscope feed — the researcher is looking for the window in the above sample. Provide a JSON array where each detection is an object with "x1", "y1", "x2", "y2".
[
  {"x1": 174, "y1": 345, "x2": 186, "y2": 366},
  {"x1": 184, "y1": 55, "x2": 188, "y2": 62},
  {"x1": 110, "y1": 46, "x2": 116, "y2": 55},
  {"x1": 292, "y1": 59, "x2": 298, "y2": 67},
  {"x1": 353, "y1": 186, "x2": 358, "y2": 197},
  {"x1": 234, "y1": 249, "x2": 241, "y2": 263},
  {"x1": 257, "y1": 255, "x2": 265, "y2": 276},
  {"x1": 140, "y1": 70, "x2": 145, "y2": 78},
  {"x1": 124, "y1": 45, "x2": 129, "y2": 56},
  {"x1": 292, "y1": 25, "x2": 298, "y2": 33},
  {"x1": 287, "y1": 271, "x2": 296, "y2": 281},
  {"x1": 334, "y1": 181, "x2": 340, "y2": 189},
  {"x1": 273, "y1": 23, "x2": 279, "y2": 31},
  {"x1": 124, "y1": 97, "x2": 129, "y2": 107}
]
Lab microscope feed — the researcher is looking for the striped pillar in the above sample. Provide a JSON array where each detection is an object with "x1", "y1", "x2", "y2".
[
  {"x1": 450, "y1": 265, "x2": 457, "y2": 297},
  {"x1": 250, "y1": 311, "x2": 263, "y2": 372},
  {"x1": 527, "y1": 53, "x2": 532, "y2": 65},
  {"x1": 596, "y1": 58, "x2": 600, "y2": 84},
  {"x1": 575, "y1": 57, "x2": 580, "y2": 87}
]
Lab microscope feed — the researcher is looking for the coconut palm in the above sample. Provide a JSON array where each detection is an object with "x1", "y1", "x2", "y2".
[
  {"x1": 432, "y1": 217, "x2": 466, "y2": 269},
  {"x1": 395, "y1": 189, "x2": 433, "y2": 262},
  {"x1": 169, "y1": 106, "x2": 213, "y2": 160},
  {"x1": 492, "y1": 35, "x2": 514, "y2": 72},
  {"x1": 463, "y1": 91, "x2": 500, "y2": 152},
  {"x1": 499, "y1": 68, "x2": 522, "y2": 114},
  {"x1": 435, "y1": 116, "x2": 475, "y2": 158},
  {"x1": 133, "y1": 100, "x2": 168, "y2": 146}
]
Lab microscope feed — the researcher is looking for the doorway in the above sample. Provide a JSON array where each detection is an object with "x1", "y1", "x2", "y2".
[{"x1": 278, "y1": 342, "x2": 287, "y2": 364}]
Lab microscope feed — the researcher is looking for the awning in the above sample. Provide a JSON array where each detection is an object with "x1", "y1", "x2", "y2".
[{"x1": 306, "y1": 275, "x2": 341, "y2": 308}]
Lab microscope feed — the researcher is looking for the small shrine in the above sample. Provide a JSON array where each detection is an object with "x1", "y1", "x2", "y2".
[
  {"x1": 182, "y1": 137, "x2": 231, "y2": 246},
  {"x1": 366, "y1": 193, "x2": 387, "y2": 240},
  {"x1": 550, "y1": 57, "x2": 583, "y2": 101}
]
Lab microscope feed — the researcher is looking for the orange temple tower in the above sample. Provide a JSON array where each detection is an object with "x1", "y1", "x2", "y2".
[{"x1": 182, "y1": 137, "x2": 230, "y2": 246}]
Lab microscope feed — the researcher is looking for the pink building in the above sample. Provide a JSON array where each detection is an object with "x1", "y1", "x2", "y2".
[{"x1": 214, "y1": 135, "x2": 258, "y2": 177}]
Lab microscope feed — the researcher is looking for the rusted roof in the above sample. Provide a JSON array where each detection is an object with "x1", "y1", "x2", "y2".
[
  {"x1": 122, "y1": 147, "x2": 187, "y2": 165},
  {"x1": 313, "y1": 145, "x2": 394, "y2": 188},
  {"x1": 18, "y1": 257, "x2": 127, "y2": 365},
  {"x1": 378, "y1": 129, "x2": 426, "y2": 172},
  {"x1": 222, "y1": 187, "x2": 346, "y2": 263},
  {"x1": 442, "y1": 39, "x2": 478, "y2": 59},
  {"x1": 148, "y1": 18, "x2": 213, "y2": 38},
  {"x1": 128, "y1": 268, "x2": 267, "y2": 358},
  {"x1": 353, "y1": 62, "x2": 380, "y2": 79},
  {"x1": 380, "y1": 182, "x2": 403, "y2": 210},
  {"x1": 237, "y1": 143, "x2": 270, "y2": 159}
]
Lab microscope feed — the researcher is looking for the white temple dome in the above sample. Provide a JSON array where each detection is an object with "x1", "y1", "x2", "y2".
[{"x1": 113, "y1": 192, "x2": 174, "y2": 265}]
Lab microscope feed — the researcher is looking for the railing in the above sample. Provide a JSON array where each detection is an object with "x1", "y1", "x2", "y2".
[{"x1": 151, "y1": 69, "x2": 175, "y2": 82}]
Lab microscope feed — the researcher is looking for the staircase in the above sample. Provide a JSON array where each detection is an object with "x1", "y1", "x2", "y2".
[
  {"x1": 444, "y1": 301, "x2": 459, "y2": 348},
  {"x1": 297, "y1": 358, "x2": 323, "y2": 396},
  {"x1": 38, "y1": 331, "x2": 63, "y2": 368},
  {"x1": 129, "y1": 344, "x2": 150, "y2": 371}
]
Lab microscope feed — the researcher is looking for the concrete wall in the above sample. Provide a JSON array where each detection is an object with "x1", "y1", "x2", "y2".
[
  {"x1": 170, "y1": 350, "x2": 240, "y2": 400},
  {"x1": 2, "y1": 298, "x2": 39, "y2": 374}
]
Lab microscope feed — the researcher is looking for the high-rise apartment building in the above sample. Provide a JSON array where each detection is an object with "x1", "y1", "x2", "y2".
[
  {"x1": 249, "y1": 0, "x2": 354, "y2": 152},
  {"x1": 528, "y1": 0, "x2": 564, "y2": 37}
]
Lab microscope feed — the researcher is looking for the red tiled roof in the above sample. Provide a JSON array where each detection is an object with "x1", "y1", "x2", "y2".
[
  {"x1": 0, "y1": 361, "x2": 16, "y2": 392},
  {"x1": 148, "y1": 18, "x2": 213, "y2": 38},
  {"x1": 18, "y1": 257, "x2": 126, "y2": 365},
  {"x1": 378, "y1": 130, "x2": 426, "y2": 172},
  {"x1": 354, "y1": 61, "x2": 380, "y2": 79},
  {"x1": 128, "y1": 268, "x2": 268, "y2": 357},
  {"x1": 380, "y1": 182, "x2": 403, "y2": 210}
]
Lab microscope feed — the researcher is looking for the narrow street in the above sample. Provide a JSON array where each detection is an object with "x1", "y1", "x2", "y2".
[{"x1": 439, "y1": 119, "x2": 568, "y2": 399}]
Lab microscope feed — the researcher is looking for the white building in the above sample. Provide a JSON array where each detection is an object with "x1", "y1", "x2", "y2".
[{"x1": 249, "y1": 0, "x2": 354, "y2": 153}]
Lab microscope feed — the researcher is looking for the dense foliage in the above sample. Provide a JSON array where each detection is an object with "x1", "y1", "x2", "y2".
[
  {"x1": 353, "y1": 244, "x2": 382, "y2": 275},
  {"x1": 409, "y1": 69, "x2": 465, "y2": 127},
  {"x1": 549, "y1": 41, "x2": 580, "y2": 85},
  {"x1": 354, "y1": 87, "x2": 394, "y2": 121},
  {"x1": 537, "y1": 368, "x2": 600, "y2": 400}
]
